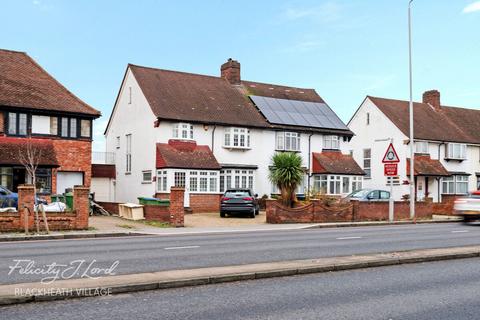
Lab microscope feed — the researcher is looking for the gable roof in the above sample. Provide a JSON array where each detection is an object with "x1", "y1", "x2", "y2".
[
  {"x1": 156, "y1": 139, "x2": 220, "y2": 170},
  {"x1": 368, "y1": 96, "x2": 480, "y2": 144},
  {"x1": 0, "y1": 49, "x2": 100, "y2": 117},
  {"x1": 312, "y1": 151, "x2": 365, "y2": 175},
  {"x1": 128, "y1": 64, "x2": 352, "y2": 135}
]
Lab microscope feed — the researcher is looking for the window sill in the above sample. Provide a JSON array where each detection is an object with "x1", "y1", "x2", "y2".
[
  {"x1": 125, "y1": 172, "x2": 131, "y2": 175},
  {"x1": 275, "y1": 149, "x2": 301, "y2": 153},
  {"x1": 444, "y1": 157, "x2": 466, "y2": 162},
  {"x1": 141, "y1": 182, "x2": 152, "y2": 184},
  {"x1": 222, "y1": 146, "x2": 251, "y2": 150}
]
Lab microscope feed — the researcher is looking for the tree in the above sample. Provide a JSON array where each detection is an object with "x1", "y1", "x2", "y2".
[
  {"x1": 18, "y1": 138, "x2": 49, "y2": 234},
  {"x1": 269, "y1": 152, "x2": 304, "y2": 208}
]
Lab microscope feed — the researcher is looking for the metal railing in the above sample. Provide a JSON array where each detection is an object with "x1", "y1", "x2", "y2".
[{"x1": 92, "y1": 152, "x2": 115, "y2": 165}]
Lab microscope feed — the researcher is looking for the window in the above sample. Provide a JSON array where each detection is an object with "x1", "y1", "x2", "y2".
[
  {"x1": 313, "y1": 175, "x2": 328, "y2": 194},
  {"x1": 125, "y1": 134, "x2": 132, "y2": 173},
  {"x1": 7, "y1": 112, "x2": 27, "y2": 136},
  {"x1": 442, "y1": 175, "x2": 469, "y2": 194},
  {"x1": 174, "y1": 172, "x2": 186, "y2": 187},
  {"x1": 224, "y1": 127, "x2": 250, "y2": 148},
  {"x1": 61, "y1": 117, "x2": 69, "y2": 137},
  {"x1": 0, "y1": 167, "x2": 13, "y2": 191},
  {"x1": 323, "y1": 135, "x2": 340, "y2": 150},
  {"x1": 69, "y1": 118, "x2": 77, "y2": 138},
  {"x1": 366, "y1": 112, "x2": 370, "y2": 125},
  {"x1": 329, "y1": 175, "x2": 341, "y2": 194},
  {"x1": 220, "y1": 169, "x2": 255, "y2": 192},
  {"x1": 142, "y1": 170, "x2": 152, "y2": 183},
  {"x1": 199, "y1": 172, "x2": 208, "y2": 192},
  {"x1": 173, "y1": 123, "x2": 193, "y2": 140},
  {"x1": 157, "y1": 170, "x2": 167, "y2": 192},
  {"x1": 50, "y1": 117, "x2": 58, "y2": 135},
  {"x1": 80, "y1": 120, "x2": 91, "y2": 138},
  {"x1": 447, "y1": 143, "x2": 466, "y2": 160},
  {"x1": 116, "y1": 136, "x2": 120, "y2": 149},
  {"x1": 352, "y1": 176, "x2": 362, "y2": 192},
  {"x1": 379, "y1": 191, "x2": 390, "y2": 200},
  {"x1": 31, "y1": 115, "x2": 52, "y2": 135},
  {"x1": 415, "y1": 141, "x2": 429, "y2": 154},
  {"x1": 342, "y1": 177, "x2": 350, "y2": 194},
  {"x1": 128, "y1": 87, "x2": 132, "y2": 104},
  {"x1": 363, "y1": 149, "x2": 371, "y2": 179},
  {"x1": 276, "y1": 132, "x2": 300, "y2": 151},
  {"x1": 386, "y1": 176, "x2": 401, "y2": 186},
  {"x1": 189, "y1": 171, "x2": 198, "y2": 192},
  {"x1": 35, "y1": 168, "x2": 52, "y2": 194},
  {"x1": 209, "y1": 172, "x2": 217, "y2": 192}
]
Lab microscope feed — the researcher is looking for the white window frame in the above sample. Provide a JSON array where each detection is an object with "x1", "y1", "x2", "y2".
[
  {"x1": 276, "y1": 132, "x2": 300, "y2": 151},
  {"x1": 156, "y1": 170, "x2": 168, "y2": 192},
  {"x1": 142, "y1": 170, "x2": 152, "y2": 184},
  {"x1": 223, "y1": 127, "x2": 250, "y2": 149},
  {"x1": 323, "y1": 135, "x2": 340, "y2": 150},
  {"x1": 415, "y1": 141, "x2": 429, "y2": 154},
  {"x1": 447, "y1": 143, "x2": 466, "y2": 160},
  {"x1": 220, "y1": 169, "x2": 255, "y2": 192},
  {"x1": 352, "y1": 176, "x2": 363, "y2": 192},
  {"x1": 173, "y1": 123, "x2": 194, "y2": 140},
  {"x1": 442, "y1": 175, "x2": 469, "y2": 195},
  {"x1": 363, "y1": 149, "x2": 371, "y2": 179},
  {"x1": 313, "y1": 175, "x2": 362, "y2": 195},
  {"x1": 125, "y1": 134, "x2": 132, "y2": 173}
]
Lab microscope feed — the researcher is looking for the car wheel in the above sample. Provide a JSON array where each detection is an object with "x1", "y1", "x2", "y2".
[{"x1": 220, "y1": 212, "x2": 226, "y2": 218}]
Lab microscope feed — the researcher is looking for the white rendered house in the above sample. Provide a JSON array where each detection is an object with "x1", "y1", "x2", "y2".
[
  {"x1": 348, "y1": 90, "x2": 480, "y2": 202},
  {"x1": 103, "y1": 59, "x2": 364, "y2": 212}
]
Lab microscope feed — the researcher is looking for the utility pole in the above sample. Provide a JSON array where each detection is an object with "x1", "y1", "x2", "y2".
[{"x1": 408, "y1": 0, "x2": 415, "y2": 220}]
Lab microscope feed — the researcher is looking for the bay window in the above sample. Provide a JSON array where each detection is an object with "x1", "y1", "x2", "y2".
[
  {"x1": 276, "y1": 132, "x2": 300, "y2": 151},
  {"x1": 157, "y1": 170, "x2": 168, "y2": 192},
  {"x1": 329, "y1": 175, "x2": 341, "y2": 194},
  {"x1": 442, "y1": 175, "x2": 468, "y2": 194},
  {"x1": 446, "y1": 143, "x2": 466, "y2": 160},
  {"x1": 224, "y1": 127, "x2": 250, "y2": 148},
  {"x1": 323, "y1": 135, "x2": 340, "y2": 150},
  {"x1": 220, "y1": 169, "x2": 255, "y2": 192},
  {"x1": 312, "y1": 175, "x2": 363, "y2": 195},
  {"x1": 173, "y1": 123, "x2": 194, "y2": 140},
  {"x1": 313, "y1": 175, "x2": 327, "y2": 194}
]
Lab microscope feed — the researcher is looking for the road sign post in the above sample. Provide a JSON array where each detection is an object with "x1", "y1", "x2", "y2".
[{"x1": 382, "y1": 143, "x2": 400, "y2": 223}]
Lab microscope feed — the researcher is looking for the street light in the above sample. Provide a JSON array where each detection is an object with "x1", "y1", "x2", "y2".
[{"x1": 408, "y1": 0, "x2": 415, "y2": 220}]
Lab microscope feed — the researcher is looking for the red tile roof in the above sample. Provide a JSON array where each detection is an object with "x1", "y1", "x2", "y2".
[
  {"x1": 156, "y1": 139, "x2": 220, "y2": 170},
  {"x1": 312, "y1": 151, "x2": 365, "y2": 175},
  {"x1": 91, "y1": 164, "x2": 116, "y2": 178},
  {"x1": 369, "y1": 96, "x2": 480, "y2": 144},
  {"x1": 0, "y1": 137, "x2": 59, "y2": 166},
  {"x1": 0, "y1": 49, "x2": 100, "y2": 117},
  {"x1": 406, "y1": 155, "x2": 450, "y2": 177},
  {"x1": 128, "y1": 64, "x2": 352, "y2": 135}
]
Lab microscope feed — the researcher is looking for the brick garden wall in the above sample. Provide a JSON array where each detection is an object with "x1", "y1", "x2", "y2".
[
  {"x1": 0, "y1": 185, "x2": 90, "y2": 232},
  {"x1": 189, "y1": 194, "x2": 221, "y2": 213},
  {"x1": 96, "y1": 201, "x2": 121, "y2": 215}
]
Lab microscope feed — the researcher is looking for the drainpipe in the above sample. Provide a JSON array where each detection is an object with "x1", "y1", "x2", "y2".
[
  {"x1": 307, "y1": 133, "x2": 314, "y2": 196},
  {"x1": 211, "y1": 125, "x2": 216, "y2": 152}
]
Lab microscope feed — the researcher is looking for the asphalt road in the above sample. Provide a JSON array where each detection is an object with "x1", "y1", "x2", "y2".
[
  {"x1": 2, "y1": 222, "x2": 480, "y2": 284},
  {"x1": 3, "y1": 258, "x2": 480, "y2": 319}
]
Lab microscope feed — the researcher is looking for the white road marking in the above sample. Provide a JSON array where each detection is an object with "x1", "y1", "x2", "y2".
[
  {"x1": 164, "y1": 245, "x2": 200, "y2": 250},
  {"x1": 336, "y1": 236, "x2": 363, "y2": 240},
  {"x1": 451, "y1": 230, "x2": 469, "y2": 233}
]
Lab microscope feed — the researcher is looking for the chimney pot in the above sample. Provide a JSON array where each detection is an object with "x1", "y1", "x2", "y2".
[
  {"x1": 423, "y1": 90, "x2": 441, "y2": 109},
  {"x1": 221, "y1": 59, "x2": 241, "y2": 85}
]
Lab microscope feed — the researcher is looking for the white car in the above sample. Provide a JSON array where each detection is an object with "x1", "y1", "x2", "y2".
[{"x1": 454, "y1": 191, "x2": 480, "y2": 222}]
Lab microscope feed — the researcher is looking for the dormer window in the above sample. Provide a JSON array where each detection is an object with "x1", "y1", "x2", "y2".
[
  {"x1": 415, "y1": 141, "x2": 429, "y2": 154},
  {"x1": 323, "y1": 135, "x2": 340, "y2": 150},
  {"x1": 224, "y1": 127, "x2": 250, "y2": 149},
  {"x1": 446, "y1": 143, "x2": 466, "y2": 160},
  {"x1": 173, "y1": 123, "x2": 193, "y2": 140}
]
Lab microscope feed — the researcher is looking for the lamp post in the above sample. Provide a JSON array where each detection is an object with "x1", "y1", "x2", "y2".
[{"x1": 408, "y1": 0, "x2": 415, "y2": 220}]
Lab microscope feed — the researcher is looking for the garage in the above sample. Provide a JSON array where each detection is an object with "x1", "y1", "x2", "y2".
[{"x1": 56, "y1": 171, "x2": 84, "y2": 194}]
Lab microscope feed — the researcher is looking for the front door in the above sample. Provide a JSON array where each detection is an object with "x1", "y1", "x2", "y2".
[{"x1": 12, "y1": 168, "x2": 26, "y2": 193}]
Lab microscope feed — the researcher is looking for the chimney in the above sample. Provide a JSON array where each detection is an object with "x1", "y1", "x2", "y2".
[
  {"x1": 221, "y1": 58, "x2": 241, "y2": 85},
  {"x1": 422, "y1": 90, "x2": 441, "y2": 109}
]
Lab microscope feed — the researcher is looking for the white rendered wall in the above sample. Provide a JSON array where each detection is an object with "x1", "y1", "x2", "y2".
[{"x1": 91, "y1": 177, "x2": 115, "y2": 202}]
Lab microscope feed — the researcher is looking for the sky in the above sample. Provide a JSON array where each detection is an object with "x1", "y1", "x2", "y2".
[{"x1": 2, "y1": 0, "x2": 479, "y2": 151}]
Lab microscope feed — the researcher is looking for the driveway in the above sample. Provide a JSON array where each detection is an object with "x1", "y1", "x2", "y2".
[{"x1": 184, "y1": 211, "x2": 267, "y2": 228}]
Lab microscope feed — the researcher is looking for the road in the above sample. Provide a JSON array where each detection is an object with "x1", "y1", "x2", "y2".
[
  {"x1": 1, "y1": 222, "x2": 480, "y2": 284},
  {"x1": 3, "y1": 258, "x2": 480, "y2": 319}
]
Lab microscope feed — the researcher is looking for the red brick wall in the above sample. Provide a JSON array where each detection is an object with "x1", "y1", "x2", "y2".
[
  {"x1": 51, "y1": 139, "x2": 92, "y2": 194},
  {"x1": 96, "y1": 201, "x2": 121, "y2": 215},
  {"x1": 432, "y1": 194, "x2": 456, "y2": 215},
  {"x1": 189, "y1": 194, "x2": 221, "y2": 213},
  {"x1": 143, "y1": 205, "x2": 170, "y2": 222},
  {"x1": 352, "y1": 201, "x2": 432, "y2": 221}
]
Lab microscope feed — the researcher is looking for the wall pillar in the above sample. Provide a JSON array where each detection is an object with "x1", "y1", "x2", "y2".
[
  {"x1": 73, "y1": 185, "x2": 90, "y2": 229},
  {"x1": 17, "y1": 184, "x2": 35, "y2": 229},
  {"x1": 169, "y1": 187, "x2": 185, "y2": 227}
]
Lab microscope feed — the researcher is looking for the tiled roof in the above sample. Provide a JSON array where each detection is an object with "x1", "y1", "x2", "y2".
[
  {"x1": 312, "y1": 151, "x2": 365, "y2": 175},
  {"x1": 406, "y1": 155, "x2": 450, "y2": 177},
  {"x1": 0, "y1": 49, "x2": 100, "y2": 117},
  {"x1": 91, "y1": 164, "x2": 116, "y2": 178},
  {"x1": 0, "y1": 137, "x2": 59, "y2": 166},
  {"x1": 156, "y1": 139, "x2": 220, "y2": 170},
  {"x1": 129, "y1": 64, "x2": 352, "y2": 135},
  {"x1": 369, "y1": 96, "x2": 480, "y2": 144}
]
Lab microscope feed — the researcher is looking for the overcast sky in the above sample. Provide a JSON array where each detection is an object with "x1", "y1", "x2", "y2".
[{"x1": 2, "y1": 0, "x2": 479, "y2": 151}]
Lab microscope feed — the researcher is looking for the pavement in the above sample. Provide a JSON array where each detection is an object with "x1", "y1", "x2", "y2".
[
  {"x1": 1, "y1": 245, "x2": 480, "y2": 306},
  {"x1": 5, "y1": 258, "x2": 479, "y2": 319}
]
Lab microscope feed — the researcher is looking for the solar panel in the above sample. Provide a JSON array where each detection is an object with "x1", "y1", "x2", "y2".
[{"x1": 249, "y1": 95, "x2": 349, "y2": 130}]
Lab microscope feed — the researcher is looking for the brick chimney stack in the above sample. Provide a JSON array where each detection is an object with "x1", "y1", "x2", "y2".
[
  {"x1": 221, "y1": 58, "x2": 241, "y2": 85},
  {"x1": 423, "y1": 90, "x2": 441, "y2": 109}
]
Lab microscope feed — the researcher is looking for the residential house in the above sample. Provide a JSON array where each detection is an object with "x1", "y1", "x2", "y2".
[
  {"x1": 104, "y1": 59, "x2": 364, "y2": 212},
  {"x1": 348, "y1": 90, "x2": 480, "y2": 202},
  {"x1": 0, "y1": 49, "x2": 100, "y2": 196}
]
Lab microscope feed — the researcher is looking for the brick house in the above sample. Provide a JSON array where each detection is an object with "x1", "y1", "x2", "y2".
[
  {"x1": 0, "y1": 49, "x2": 100, "y2": 196},
  {"x1": 348, "y1": 90, "x2": 480, "y2": 202},
  {"x1": 104, "y1": 59, "x2": 364, "y2": 212}
]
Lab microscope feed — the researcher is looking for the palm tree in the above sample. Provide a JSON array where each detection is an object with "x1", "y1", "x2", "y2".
[{"x1": 269, "y1": 152, "x2": 304, "y2": 207}]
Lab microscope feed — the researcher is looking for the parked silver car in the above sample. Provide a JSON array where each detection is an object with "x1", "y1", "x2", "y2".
[{"x1": 344, "y1": 189, "x2": 391, "y2": 202}]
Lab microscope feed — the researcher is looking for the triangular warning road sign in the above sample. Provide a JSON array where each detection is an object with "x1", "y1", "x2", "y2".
[{"x1": 382, "y1": 143, "x2": 400, "y2": 163}]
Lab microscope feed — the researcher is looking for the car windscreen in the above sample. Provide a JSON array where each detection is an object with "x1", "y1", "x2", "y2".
[
  {"x1": 349, "y1": 189, "x2": 370, "y2": 198},
  {"x1": 225, "y1": 191, "x2": 250, "y2": 198}
]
